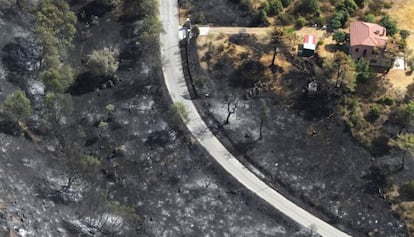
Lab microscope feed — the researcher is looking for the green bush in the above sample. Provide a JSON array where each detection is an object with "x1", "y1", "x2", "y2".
[
  {"x1": 400, "y1": 30, "x2": 410, "y2": 40},
  {"x1": 168, "y1": 102, "x2": 189, "y2": 128},
  {"x1": 267, "y1": 0, "x2": 283, "y2": 16},
  {"x1": 296, "y1": 16, "x2": 307, "y2": 29},
  {"x1": 379, "y1": 15, "x2": 398, "y2": 36},
  {"x1": 86, "y1": 48, "x2": 119, "y2": 77},
  {"x1": 330, "y1": 10, "x2": 350, "y2": 29},
  {"x1": 364, "y1": 13, "x2": 375, "y2": 23},
  {"x1": 333, "y1": 30, "x2": 347, "y2": 44},
  {"x1": 40, "y1": 64, "x2": 75, "y2": 93},
  {"x1": 355, "y1": 58, "x2": 372, "y2": 84},
  {"x1": 295, "y1": 0, "x2": 320, "y2": 16},
  {"x1": 36, "y1": 0, "x2": 77, "y2": 94},
  {"x1": 2, "y1": 90, "x2": 31, "y2": 122}
]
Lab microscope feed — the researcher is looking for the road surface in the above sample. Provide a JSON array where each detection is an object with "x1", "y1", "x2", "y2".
[{"x1": 159, "y1": 1, "x2": 352, "y2": 236}]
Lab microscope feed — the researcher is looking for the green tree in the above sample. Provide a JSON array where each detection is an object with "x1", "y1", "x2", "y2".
[
  {"x1": 332, "y1": 51, "x2": 356, "y2": 91},
  {"x1": 2, "y1": 90, "x2": 31, "y2": 122},
  {"x1": 40, "y1": 64, "x2": 75, "y2": 93},
  {"x1": 36, "y1": 0, "x2": 77, "y2": 56},
  {"x1": 379, "y1": 15, "x2": 398, "y2": 36},
  {"x1": 355, "y1": 58, "x2": 372, "y2": 83},
  {"x1": 330, "y1": 10, "x2": 350, "y2": 29},
  {"x1": 333, "y1": 30, "x2": 347, "y2": 45},
  {"x1": 296, "y1": 0, "x2": 320, "y2": 16},
  {"x1": 336, "y1": 0, "x2": 358, "y2": 14},
  {"x1": 389, "y1": 133, "x2": 414, "y2": 170},
  {"x1": 268, "y1": 0, "x2": 283, "y2": 16},
  {"x1": 86, "y1": 48, "x2": 119, "y2": 77}
]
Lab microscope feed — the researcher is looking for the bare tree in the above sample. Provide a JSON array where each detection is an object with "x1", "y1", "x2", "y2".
[
  {"x1": 269, "y1": 27, "x2": 284, "y2": 67},
  {"x1": 258, "y1": 99, "x2": 270, "y2": 140},
  {"x1": 223, "y1": 96, "x2": 238, "y2": 125}
]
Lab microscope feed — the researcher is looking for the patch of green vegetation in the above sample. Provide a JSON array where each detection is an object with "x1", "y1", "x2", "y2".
[
  {"x1": 1, "y1": 90, "x2": 31, "y2": 123},
  {"x1": 106, "y1": 104, "x2": 116, "y2": 112},
  {"x1": 379, "y1": 15, "x2": 398, "y2": 36},
  {"x1": 35, "y1": 0, "x2": 77, "y2": 112},
  {"x1": 168, "y1": 102, "x2": 190, "y2": 128},
  {"x1": 86, "y1": 48, "x2": 119, "y2": 77}
]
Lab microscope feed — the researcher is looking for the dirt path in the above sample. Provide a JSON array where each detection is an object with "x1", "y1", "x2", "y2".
[{"x1": 207, "y1": 26, "x2": 271, "y2": 35}]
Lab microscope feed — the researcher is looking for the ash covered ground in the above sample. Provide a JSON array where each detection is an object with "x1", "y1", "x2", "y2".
[{"x1": 0, "y1": 2, "x2": 313, "y2": 237}]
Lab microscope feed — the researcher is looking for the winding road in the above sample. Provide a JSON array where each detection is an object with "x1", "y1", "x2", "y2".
[{"x1": 159, "y1": 1, "x2": 351, "y2": 236}]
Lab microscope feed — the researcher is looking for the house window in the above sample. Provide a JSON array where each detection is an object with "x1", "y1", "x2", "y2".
[
  {"x1": 363, "y1": 49, "x2": 367, "y2": 56},
  {"x1": 355, "y1": 48, "x2": 359, "y2": 52}
]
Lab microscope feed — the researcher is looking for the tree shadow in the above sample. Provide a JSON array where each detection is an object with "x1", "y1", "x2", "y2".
[
  {"x1": 70, "y1": 72, "x2": 112, "y2": 96},
  {"x1": 323, "y1": 43, "x2": 337, "y2": 53}
]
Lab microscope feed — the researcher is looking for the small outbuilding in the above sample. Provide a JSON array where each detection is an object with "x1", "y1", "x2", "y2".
[{"x1": 302, "y1": 34, "x2": 317, "y2": 56}]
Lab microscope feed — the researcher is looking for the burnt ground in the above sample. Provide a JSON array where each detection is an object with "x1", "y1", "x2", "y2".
[
  {"x1": 0, "y1": 2, "x2": 314, "y2": 237},
  {"x1": 187, "y1": 35, "x2": 409, "y2": 236},
  {"x1": 178, "y1": 0, "x2": 260, "y2": 26}
]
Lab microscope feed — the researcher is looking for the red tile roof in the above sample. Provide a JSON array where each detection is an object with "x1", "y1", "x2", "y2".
[
  {"x1": 303, "y1": 34, "x2": 317, "y2": 50},
  {"x1": 350, "y1": 21, "x2": 387, "y2": 47}
]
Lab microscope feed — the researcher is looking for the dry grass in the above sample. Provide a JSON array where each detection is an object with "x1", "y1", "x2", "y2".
[
  {"x1": 393, "y1": 201, "x2": 414, "y2": 236},
  {"x1": 385, "y1": 0, "x2": 414, "y2": 51},
  {"x1": 386, "y1": 69, "x2": 414, "y2": 95}
]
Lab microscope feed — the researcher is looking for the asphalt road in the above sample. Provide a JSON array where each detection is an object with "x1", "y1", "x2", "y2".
[{"x1": 159, "y1": 1, "x2": 352, "y2": 236}]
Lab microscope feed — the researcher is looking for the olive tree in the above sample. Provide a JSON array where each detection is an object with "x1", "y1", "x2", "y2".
[{"x1": 86, "y1": 48, "x2": 119, "y2": 77}]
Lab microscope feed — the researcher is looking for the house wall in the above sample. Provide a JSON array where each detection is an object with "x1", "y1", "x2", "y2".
[{"x1": 350, "y1": 45, "x2": 393, "y2": 68}]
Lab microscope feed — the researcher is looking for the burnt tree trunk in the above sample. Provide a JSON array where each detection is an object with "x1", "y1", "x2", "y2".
[{"x1": 258, "y1": 117, "x2": 264, "y2": 140}]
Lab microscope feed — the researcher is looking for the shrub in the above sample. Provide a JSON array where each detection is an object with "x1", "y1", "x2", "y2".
[
  {"x1": 168, "y1": 102, "x2": 189, "y2": 128},
  {"x1": 379, "y1": 15, "x2": 398, "y2": 36},
  {"x1": 364, "y1": 13, "x2": 375, "y2": 23},
  {"x1": 333, "y1": 30, "x2": 347, "y2": 44},
  {"x1": 330, "y1": 10, "x2": 349, "y2": 29},
  {"x1": 2, "y1": 90, "x2": 31, "y2": 122},
  {"x1": 40, "y1": 64, "x2": 75, "y2": 93},
  {"x1": 295, "y1": 0, "x2": 320, "y2": 16},
  {"x1": 296, "y1": 16, "x2": 307, "y2": 29},
  {"x1": 400, "y1": 29, "x2": 410, "y2": 40},
  {"x1": 268, "y1": 0, "x2": 283, "y2": 16},
  {"x1": 355, "y1": 58, "x2": 372, "y2": 83},
  {"x1": 86, "y1": 48, "x2": 119, "y2": 77}
]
